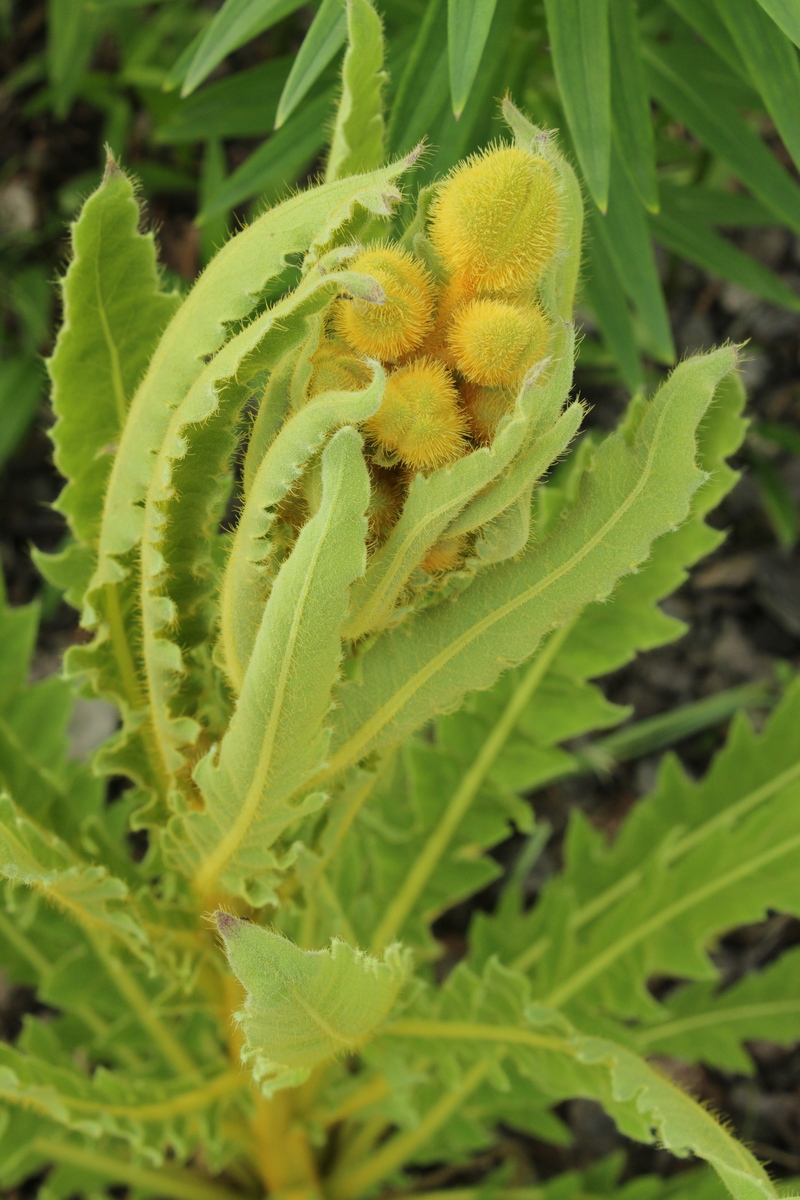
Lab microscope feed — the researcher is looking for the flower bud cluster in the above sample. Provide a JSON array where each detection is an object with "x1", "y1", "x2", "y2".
[{"x1": 313, "y1": 142, "x2": 560, "y2": 564}]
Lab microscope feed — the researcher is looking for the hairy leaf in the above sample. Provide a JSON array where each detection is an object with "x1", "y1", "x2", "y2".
[{"x1": 326, "y1": 0, "x2": 386, "y2": 183}]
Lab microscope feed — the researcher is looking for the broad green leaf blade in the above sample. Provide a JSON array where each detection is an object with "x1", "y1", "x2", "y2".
[
  {"x1": 326, "y1": 0, "x2": 386, "y2": 183},
  {"x1": 665, "y1": 0, "x2": 749, "y2": 78},
  {"x1": 181, "y1": 0, "x2": 305, "y2": 96},
  {"x1": 40, "y1": 161, "x2": 179, "y2": 608},
  {"x1": 609, "y1": 0, "x2": 658, "y2": 213},
  {"x1": 217, "y1": 913, "x2": 410, "y2": 1094},
  {"x1": 447, "y1": 0, "x2": 499, "y2": 119},
  {"x1": 635, "y1": 948, "x2": 800, "y2": 1072},
  {"x1": 543, "y1": 0, "x2": 611, "y2": 211},
  {"x1": 645, "y1": 39, "x2": 800, "y2": 236},
  {"x1": 198, "y1": 91, "x2": 333, "y2": 221},
  {"x1": 717, "y1": 0, "x2": 800, "y2": 173},
  {"x1": 275, "y1": 0, "x2": 348, "y2": 129},
  {"x1": 386, "y1": 0, "x2": 449, "y2": 155},
  {"x1": 754, "y1": 0, "x2": 800, "y2": 48},
  {"x1": 168, "y1": 427, "x2": 371, "y2": 904},
  {"x1": 320, "y1": 347, "x2": 738, "y2": 780},
  {"x1": 583, "y1": 211, "x2": 644, "y2": 391},
  {"x1": 596, "y1": 147, "x2": 674, "y2": 363},
  {"x1": 650, "y1": 204, "x2": 800, "y2": 312}
]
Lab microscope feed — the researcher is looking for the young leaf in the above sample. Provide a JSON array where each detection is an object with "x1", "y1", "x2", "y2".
[
  {"x1": 217, "y1": 913, "x2": 410, "y2": 1095},
  {"x1": 39, "y1": 160, "x2": 179, "y2": 608},
  {"x1": 275, "y1": 0, "x2": 348, "y2": 129},
  {"x1": 447, "y1": 0, "x2": 499, "y2": 120},
  {"x1": 325, "y1": 0, "x2": 386, "y2": 183},
  {"x1": 167, "y1": 427, "x2": 371, "y2": 905},
  {"x1": 319, "y1": 347, "x2": 738, "y2": 781},
  {"x1": 543, "y1": 0, "x2": 611, "y2": 211}
]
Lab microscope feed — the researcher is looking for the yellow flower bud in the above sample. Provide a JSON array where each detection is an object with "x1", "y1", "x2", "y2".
[
  {"x1": 447, "y1": 298, "x2": 549, "y2": 387},
  {"x1": 429, "y1": 144, "x2": 559, "y2": 292},
  {"x1": 460, "y1": 380, "x2": 515, "y2": 446},
  {"x1": 420, "y1": 535, "x2": 466, "y2": 574},
  {"x1": 335, "y1": 244, "x2": 436, "y2": 362},
  {"x1": 367, "y1": 465, "x2": 407, "y2": 544},
  {"x1": 366, "y1": 357, "x2": 467, "y2": 472},
  {"x1": 308, "y1": 341, "x2": 372, "y2": 398}
]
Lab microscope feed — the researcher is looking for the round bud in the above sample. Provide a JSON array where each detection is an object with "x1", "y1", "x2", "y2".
[
  {"x1": 460, "y1": 381, "x2": 516, "y2": 446},
  {"x1": 308, "y1": 342, "x2": 372, "y2": 398},
  {"x1": 366, "y1": 357, "x2": 467, "y2": 473},
  {"x1": 421, "y1": 536, "x2": 466, "y2": 574},
  {"x1": 334, "y1": 244, "x2": 436, "y2": 362},
  {"x1": 447, "y1": 298, "x2": 549, "y2": 387},
  {"x1": 429, "y1": 144, "x2": 559, "y2": 292},
  {"x1": 367, "y1": 465, "x2": 407, "y2": 544}
]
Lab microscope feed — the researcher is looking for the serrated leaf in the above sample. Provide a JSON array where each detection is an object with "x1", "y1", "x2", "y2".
[
  {"x1": 635, "y1": 948, "x2": 800, "y2": 1073},
  {"x1": 447, "y1": 0, "x2": 499, "y2": 119},
  {"x1": 318, "y1": 347, "x2": 738, "y2": 782},
  {"x1": 217, "y1": 913, "x2": 410, "y2": 1095},
  {"x1": 275, "y1": 0, "x2": 347, "y2": 129},
  {"x1": 167, "y1": 427, "x2": 371, "y2": 904},
  {"x1": 40, "y1": 161, "x2": 179, "y2": 608},
  {"x1": 326, "y1": 0, "x2": 386, "y2": 182},
  {"x1": 543, "y1": 0, "x2": 610, "y2": 211}
]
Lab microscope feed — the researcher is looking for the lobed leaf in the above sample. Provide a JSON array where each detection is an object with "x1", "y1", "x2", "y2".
[{"x1": 326, "y1": 0, "x2": 386, "y2": 183}]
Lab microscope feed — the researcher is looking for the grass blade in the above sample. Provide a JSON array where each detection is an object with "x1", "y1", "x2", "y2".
[
  {"x1": 181, "y1": 0, "x2": 304, "y2": 97},
  {"x1": 754, "y1": 0, "x2": 800, "y2": 48},
  {"x1": 447, "y1": 0, "x2": 499, "y2": 119},
  {"x1": 609, "y1": 0, "x2": 658, "y2": 213},
  {"x1": 583, "y1": 208, "x2": 644, "y2": 391},
  {"x1": 543, "y1": 0, "x2": 610, "y2": 211},
  {"x1": 275, "y1": 0, "x2": 347, "y2": 128}
]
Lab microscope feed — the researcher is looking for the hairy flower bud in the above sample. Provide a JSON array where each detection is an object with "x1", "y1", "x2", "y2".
[
  {"x1": 366, "y1": 357, "x2": 466, "y2": 472},
  {"x1": 335, "y1": 244, "x2": 436, "y2": 362},
  {"x1": 460, "y1": 380, "x2": 515, "y2": 446},
  {"x1": 429, "y1": 144, "x2": 559, "y2": 292},
  {"x1": 420, "y1": 535, "x2": 466, "y2": 574},
  {"x1": 308, "y1": 341, "x2": 372, "y2": 397},
  {"x1": 447, "y1": 298, "x2": 549, "y2": 387}
]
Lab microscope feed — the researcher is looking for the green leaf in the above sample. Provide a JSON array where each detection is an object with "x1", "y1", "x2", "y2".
[
  {"x1": 543, "y1": 0, "x2": 610, "y2": 211},
  {"x1": 39, "y1": 161, "x2": 179, "y2": 608},
  {"x1": 0, "y1": 795, "x2": 152, "y2": 966},
  {"x1": 750, "y1": 453, "x2": 799, "y2": 548},
  {"x1": 180, "y1": 0, "x2": 305, "y2": 97},
  {"x1": 198, "y1": 91, "x2": 333, "y2": 220},
  {"x1": 167, "y1": 427, "x2": 372, "y2": 904},
  {"x1": 754, "y1": 0, "x2": 800, "y2": 48},
  {"x1": 649, "y1": 200, "x2": 800, "y2": 313},
  {"x1": 275, "y1": 0, "x2": 348, "y2": 129},
  {"x1": 47, "y1": 0, "x2": 102, "y2": 117},
  {"x1": 0, "y1": 356, "x2": 44, "y2": 469},
  {"x1": 216, "y1": 913, "x2": 410, "y2": 1094},
  {"x1": 609, "y1": 0, "x2": 658, "y2": 213},
  {"x1": 386, "y1": 0, "x2": 448, "y2": 156},
  {"x1": 447, "y1": 0, "x2": 499, "y2": 119},
  {"x1": 644, "y1": 38, "x2": 800, "y2": 236},
  {"x1": 582, "y1": 211, "x2": 644, "y2": 391},
  {"x1": 219, "y1": 355, "x2": 386, "y2": 691},
  {"x1": 635, "y1": 948, "x2": 800, "y2": 1073},
  {"x1": 716, "y1": 0, "x2": 800, "y2": 174},
  {"x1": 594, "y1": 146, "x2": 674, "y2": 363},
  {"x1": 320, "y1": 347, "x2": 738, "y2": 781},
  {"x1": 325, "y1": 0, "x2": 386, "y2": 182},
  {"x1": 156, "y1": 59, "x2": 293, "y2": 143}
]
